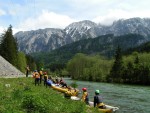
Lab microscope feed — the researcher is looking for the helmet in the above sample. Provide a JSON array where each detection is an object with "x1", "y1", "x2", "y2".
[
  {"x1": 34, "y1": 70, "x2": 37, "y2": 72},
  {"x1": 82, "y1": 88, "x2": 87, "y2": 91},
  {"x1": 95, "y1": 90, "x2": 100, "y2": 94}
]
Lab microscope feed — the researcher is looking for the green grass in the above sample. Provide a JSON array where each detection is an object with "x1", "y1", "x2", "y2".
[{"x1": 0, "y1": 77, "x2": 100, "y2": 113}]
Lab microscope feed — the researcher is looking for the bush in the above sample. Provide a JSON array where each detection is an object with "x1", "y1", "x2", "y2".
[{"x1": 22, "y1": 94, "x2": 48, "y2": 113}]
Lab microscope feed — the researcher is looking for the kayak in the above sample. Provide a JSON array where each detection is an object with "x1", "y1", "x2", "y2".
[
  {"x1": 51, "y1": 84, "x2": 79, "y2": 96},
  {"x1": 71, "y1": 96, "x2": 119, "y2": 113}
]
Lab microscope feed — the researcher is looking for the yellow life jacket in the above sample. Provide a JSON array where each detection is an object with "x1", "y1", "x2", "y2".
[
  {"x1": 34, "y1": 72, "x2": 40, "y2": 78},
  {"x1": 81, "y1": 92, "x2": 88, "y2": 102},
  {"x1": 97, "y1": 102, "x2": 105, "y2": 107},
  {"x1": 39, "y1": 71, "x2": 43, "y2": 75}
]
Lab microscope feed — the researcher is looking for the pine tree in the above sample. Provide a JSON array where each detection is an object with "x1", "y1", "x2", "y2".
[
  {"x1": 0, "y1": 25, "x2": 18, "y2": 67},
  {"x1": 134, "y1": 55, "x2": 139, "y2": 64},
  {"x1": 109, "y1": 46, "x2": 124, "y2": 82}
]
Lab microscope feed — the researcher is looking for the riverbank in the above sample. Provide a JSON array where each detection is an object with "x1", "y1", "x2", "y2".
[
  {"x1": 65, "y1": 78, "x2": 150, "y2": 113},
  {"x1": 0, "y1": 77, "x2": 100, "y2": 113}
]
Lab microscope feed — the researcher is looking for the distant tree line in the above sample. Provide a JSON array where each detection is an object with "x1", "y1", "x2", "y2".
[
  {"x1": 0, "y1": 25, "x2": 37, "y2": 73},
  {"x1": 67, "y1": 47, "x2": 150, "y2": 85},
  {"x1": 67, "y1": 53, "x2": 112, "y2": 82},
  {"x1": 109, "y1": 46, "x2": 150, "y2": 85}
]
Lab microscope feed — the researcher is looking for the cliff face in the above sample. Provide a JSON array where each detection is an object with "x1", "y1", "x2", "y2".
[{"x1": 0, "y1": 55, "x2": 24, "y2": 77}]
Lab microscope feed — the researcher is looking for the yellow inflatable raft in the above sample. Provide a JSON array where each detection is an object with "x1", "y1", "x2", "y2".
[
  {"x1": 51, "y1": 84, "x2": 79, "y2": 96},
  {"x1": 71, "y1": 96, "x2": 119, "y2": 113},
  {"x1": 51, "y1": 85, "x2": 68, "y2": 93},
  {"x1": 89, "y1": 101, "x2": 119, "y2": 113}
]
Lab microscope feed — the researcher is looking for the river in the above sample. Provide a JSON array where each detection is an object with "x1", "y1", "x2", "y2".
[{"x1": 64, "y1": 78, "x2": 150, "y2": 113}]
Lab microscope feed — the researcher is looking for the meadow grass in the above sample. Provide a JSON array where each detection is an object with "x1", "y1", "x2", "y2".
[{"x1": 0, "y1": 77, "x2": 100, "y2": 113}]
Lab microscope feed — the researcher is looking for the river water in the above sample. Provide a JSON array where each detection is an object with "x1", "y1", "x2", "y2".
[{"x1": 65, "y1": 78, "x2": 150, "y2": 113}]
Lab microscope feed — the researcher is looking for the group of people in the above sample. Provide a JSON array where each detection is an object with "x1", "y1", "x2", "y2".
[
  {"x1": 27, "y1": 66, "x2": 105, "y2": 109},
  {"x1": 32, "y1": 68, "x2": 68, "y2": 88},
  {"x1": 32, "y1": 69, "x2": 49, "y2": 87},
  {"x1": 81, "y1": 87, "x2": 106, "y2": 109}
]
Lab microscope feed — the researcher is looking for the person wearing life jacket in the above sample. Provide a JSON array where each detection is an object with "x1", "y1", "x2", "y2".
[
  {"x1": 55, "y1": 76, "x2": 59, "y2": 84},
  {"x1": 39, "y1": 68, "x2": 44, "y2": 84},
  {"x1": 43, "y1": 72, "x2": 48, "y2": 88},
  {"x1": 33, "y1": 70, "x2": 40, "y2": 86},
  {"x1": 60, "y1": 78, "x2": 67, "y2": 87},
  {"x1": 94, "y1": 90, "x2": 106, "y2": 109},
  {"x1": 81, "y1": 88, "x2": 89, "y2": 105},
  {"x1": 32, "y1": 70, "x2": 36, "y2": 78}
]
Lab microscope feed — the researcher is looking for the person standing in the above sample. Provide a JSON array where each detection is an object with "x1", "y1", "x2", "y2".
[
  {"x1": 39, "y1": 68, "x2": 43, "y2": 84},
  {"x1": 33, "y1": 70, "x2": 40, "y2": 86},
  {"x1": 26, "y1": 65, "x2": 30, "y2": 77},
  {"x1": 94, "y1": 90, "x2": 106, "y2": 109},
  {"x1": 43, "y1": 72, "x2": 48, "y2": 88},
  {"x1": 81, "y1": 88, "x2": 89, "y2": 105}
]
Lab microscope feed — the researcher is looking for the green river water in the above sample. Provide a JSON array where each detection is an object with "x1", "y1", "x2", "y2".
[{"x1": 65, "y1": 78, "x2": 150, "y2": 113}]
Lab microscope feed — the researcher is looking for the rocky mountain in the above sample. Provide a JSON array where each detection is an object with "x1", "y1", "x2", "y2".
[
  {"x1": 15, "y1": 28, "x2": 71, "y2": 53},
  {"x1": 15, "y1": 18, "x2": 150, "y2": 53},
  {"x1": 0, "y1": 55, "x2": 24, "y2": 77},
  {"x1": 64, "y1": 20, "x2": 98, "y2": 41}
]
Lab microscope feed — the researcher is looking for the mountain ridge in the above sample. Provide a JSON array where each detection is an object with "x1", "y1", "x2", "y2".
[{"x1": 15, "y1": 17, "x2": 150, "y2": 53}]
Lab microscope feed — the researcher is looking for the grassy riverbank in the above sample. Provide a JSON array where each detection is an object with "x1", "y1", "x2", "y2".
[{"x1": 0, "y1": 77, "x2": 100, "y2": 113}]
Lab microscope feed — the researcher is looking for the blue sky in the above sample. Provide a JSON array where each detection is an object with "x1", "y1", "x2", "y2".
[{"x1": 0, "y1": 0, "x2": 150, "y2": 34}]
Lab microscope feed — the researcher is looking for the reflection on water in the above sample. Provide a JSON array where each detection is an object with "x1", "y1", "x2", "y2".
[{"x1": 65, "y1": 78, "x2": 150, "y2": 113}]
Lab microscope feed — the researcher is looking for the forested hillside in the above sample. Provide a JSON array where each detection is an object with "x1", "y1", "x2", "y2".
[
  {"x1": 32, "y1": 33, "x2": 147, "y2": 67},
  {"x1": 124, "y1": 41, "x2": 150, "y2": 55}
]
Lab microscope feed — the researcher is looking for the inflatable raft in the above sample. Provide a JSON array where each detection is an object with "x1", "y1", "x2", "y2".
[
  {"x1": 89, "y1": 101, "x2": 119, "y2": 113},
  {"x1": 71, "y1": 96, "x2": 119, "y2": 113},
  {"x1": 51, "y1": 84, "x2": 79, "y2": 96}
]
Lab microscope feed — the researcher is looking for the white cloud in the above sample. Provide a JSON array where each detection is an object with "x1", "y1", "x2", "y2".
[
  {"x1": 92, "y1": 9, "x2": 129, "y2": 25},
  {"x1": 2, "y1": 0, "x2": 150, "y2": 33},
  {"x1": 93, "y1": 9, "x2": 150, "y2": 25},
  {"x1": 18, "y1": 10, "x2": 76, "y2": 31}
]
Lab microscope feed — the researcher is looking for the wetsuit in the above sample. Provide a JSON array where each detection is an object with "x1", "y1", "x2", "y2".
[{"x1": 94, "y1": 94, "x2": 105, "y2": 108}]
